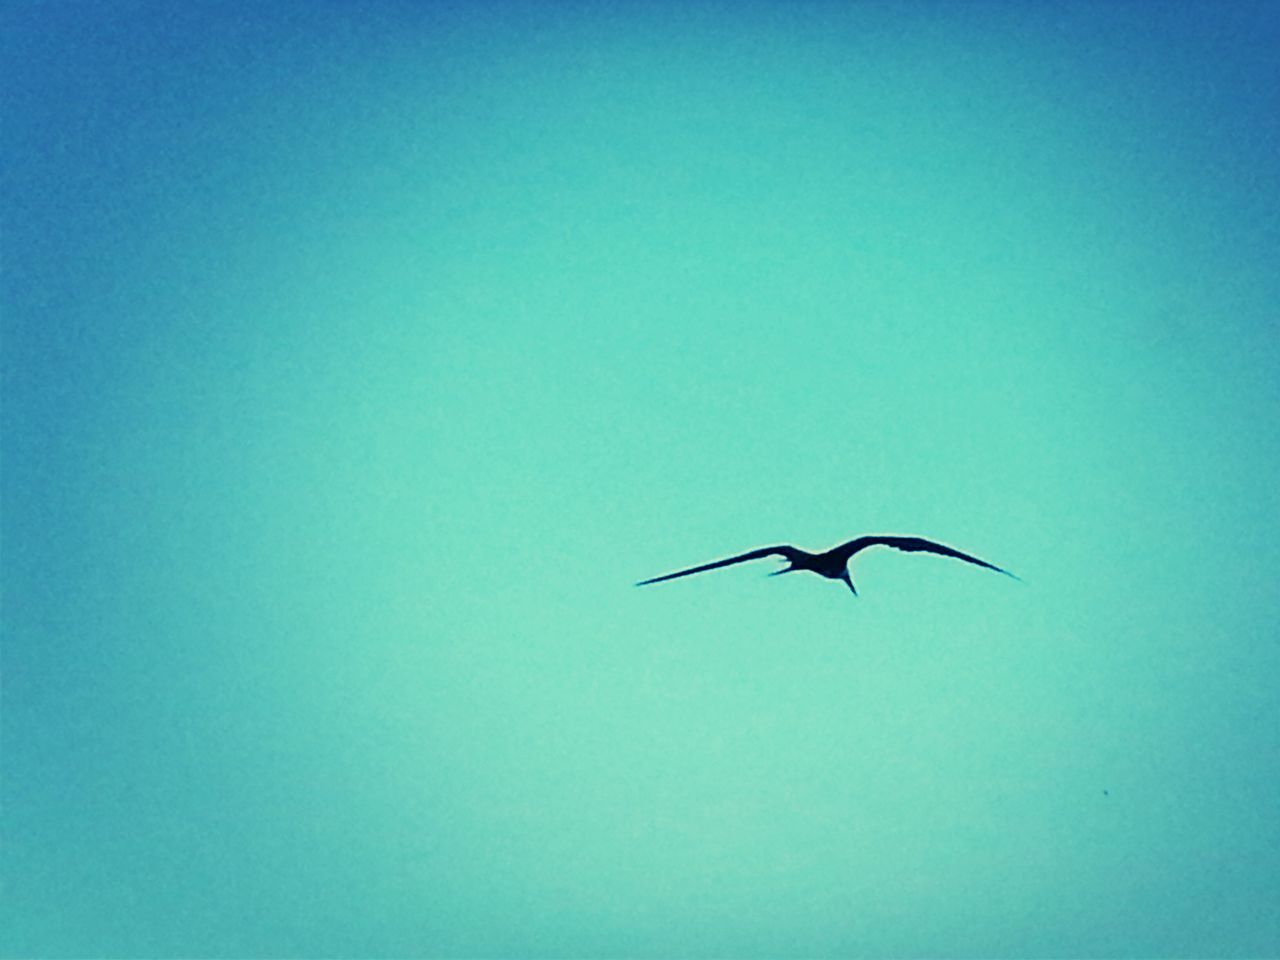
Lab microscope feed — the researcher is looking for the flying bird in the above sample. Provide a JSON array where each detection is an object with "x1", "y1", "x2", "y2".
[{"x1": 636, "y1": 535, "x2": 1016, "y2": 596}]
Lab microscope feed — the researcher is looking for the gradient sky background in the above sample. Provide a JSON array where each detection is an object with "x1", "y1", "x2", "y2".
[{"x1": 4, "y1": 2, "x2": 1279, "y2": 957}]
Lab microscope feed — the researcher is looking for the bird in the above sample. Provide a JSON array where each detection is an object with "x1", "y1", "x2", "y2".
[{"x1": 636, "y1": 534, "x2": 1016, "y2": 596}]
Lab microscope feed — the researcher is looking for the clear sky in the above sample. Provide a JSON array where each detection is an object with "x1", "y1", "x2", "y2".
[{"x1": 4, "y1": 2, "x2": 1279, "y2": 957}]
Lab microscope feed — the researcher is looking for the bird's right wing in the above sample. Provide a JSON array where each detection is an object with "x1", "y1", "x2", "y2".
[
  {"x1": 834, "y1": 535, "x2": 1017, "y2": 578},
  {"x1": 636, "y1": 545, "x2": 801, "y2": 586}
]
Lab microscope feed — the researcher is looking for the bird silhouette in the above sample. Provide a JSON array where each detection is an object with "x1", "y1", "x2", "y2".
[{"x1": 636, "y1": 535, "x2": 1016, "y2": 596}]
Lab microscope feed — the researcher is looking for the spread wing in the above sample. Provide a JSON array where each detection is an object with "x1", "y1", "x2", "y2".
[
  {"x1": 833, "y1": 535, "x2": 1017, "y2": 578},
  {"x1": 636, "y1": 545, "x2": 802, "y2": 586}
]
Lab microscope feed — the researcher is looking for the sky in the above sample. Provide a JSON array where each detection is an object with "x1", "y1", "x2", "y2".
[{"x1": 3, "y1": 2, "x2": 1279, "y2": 957}]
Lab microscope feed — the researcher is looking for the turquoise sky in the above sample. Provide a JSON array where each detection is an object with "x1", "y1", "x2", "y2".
[{"x1": 4, "y1": 3, "x2": 1279, "y2": 957}]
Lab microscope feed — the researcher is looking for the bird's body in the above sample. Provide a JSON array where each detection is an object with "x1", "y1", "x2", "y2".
[{"x1": 636, "y1": 535, "x2": 1016, "y2": 596}]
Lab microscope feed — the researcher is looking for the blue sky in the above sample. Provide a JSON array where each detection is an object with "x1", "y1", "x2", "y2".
[{"x1": 4, "y1": 2, "x2": 1279, "y2": 956}]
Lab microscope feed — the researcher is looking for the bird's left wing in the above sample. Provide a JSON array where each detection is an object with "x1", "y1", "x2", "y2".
[
  {"x1": 834, "y1": 535, "x2": 1017, "y2": 578},
  {"x1": 636, "y1": 545, "x2": 801, "y2": 586}
]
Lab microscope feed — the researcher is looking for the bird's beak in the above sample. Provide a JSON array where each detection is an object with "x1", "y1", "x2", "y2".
[{"x1": 843, "y1": 572, "x2": 858, "y2": 596}]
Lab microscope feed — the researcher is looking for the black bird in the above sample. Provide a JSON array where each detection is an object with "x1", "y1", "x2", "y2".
[{"x1": 636, "y1": 535, "x2": 1016, "y2": 596}]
